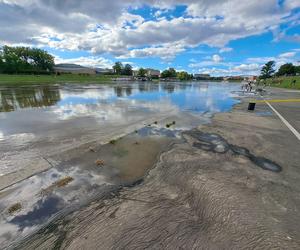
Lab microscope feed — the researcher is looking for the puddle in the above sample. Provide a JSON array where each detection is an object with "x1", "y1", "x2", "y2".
[
  {"x1": 0, "y1": 126, "x2": 178, "y2": 248},
  {"x1": 0, "y1": 82, "x2": 240, "y2": 177},
  {"x1": 255, "y1": 111, "x2": 273, "y2": 117},
  {"x1": 185, "y1": 130, "x2": 282, "y2": 173}
]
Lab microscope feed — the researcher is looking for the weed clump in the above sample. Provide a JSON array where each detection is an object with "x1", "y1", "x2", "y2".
[
  {"x1": 8, "y1": 203, "x2": 22, "y2": 215},
  {"x1": 89, "y1": 147, "x2": 96, "y2": 152},
  {"x1": 166, "y1": 121, "x2": 176, "y2": 128},
  {"x1": 109, "y1": 139, "x2": 117, "y2": 145},
  {"x1": 95, "y1": 159, "x2": 105, "y2": 166},
  {"x1": 41, "y1": 176, "x2": 74, "y2": 195},
  {"x1": 55, "y1": 176, "x2": 74, "y2": 187}
]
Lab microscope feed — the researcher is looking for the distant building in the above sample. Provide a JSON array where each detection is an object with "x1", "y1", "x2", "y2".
[
  {"x1": 112, "y1": 76, "x2": 133, "y2": 81},
  {"x1": 132, "y1": 70, "x2": 139, "y2": 77},
  {"x1": 146, "y1": 69, "x2": 160, "y2": 78},
  {"x1": 95, "y1": 68, "x2": 114, "y2": 74},
  {"x1": 223, "y1": 76, "x2": 243, "y2": 81},
  {"x1": 54, "y1": 64, "x2": 96, "y2": 75},
  {"x1": 242, "y1": 75, "x2": 257, "y2": 81},
  {"x1": 193, "y1": 74, "x2": 210, "y2": 80}
]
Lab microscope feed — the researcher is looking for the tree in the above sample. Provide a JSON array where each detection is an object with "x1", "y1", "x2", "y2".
[
  {"x1": 137, "y1": 68, "x2": 147, "y2": 77},
  {"x1": 277, "y1": 63, "x2": 296, "y2": 76},
  {"x1": 160, "y1": 70, "x2": 170, "y2": 78},
  {"x1": 168, "y1": 68, "x2": 177, "y2": 77},
  {"x1": 122, "y1": 64, "x2": 133, "y2": 76},
  {"x1": 113, "y1": 62, "x2": 123, "y2": 75},
  {"x1": 295, "y1": 65, "x2": 300, "y2": 75},
  {"x1": 177, "y1": 71, "x2": 192, "y2": 81},
  {"x1": 0, "y1": 45, "x2": 54, "y2": 74},
  {"x1": 260, "y1": 61, "x2": 275, "y2": 79},
  {"x1": 0, "y1": 47, "x2": 5, "y2": 73},
  {"x1": 161, "y1": 68, "x2": 177, "y2": 78}
]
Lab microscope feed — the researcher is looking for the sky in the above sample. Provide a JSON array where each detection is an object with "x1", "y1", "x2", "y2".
[{"x1": 0, "y1": 0, "x2": 300, "y2": 76}]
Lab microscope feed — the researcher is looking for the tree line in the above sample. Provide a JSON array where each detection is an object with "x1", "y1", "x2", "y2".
[
  {"x1": 112, "y1": 62, "x2": 133, "y2": 75},
  {"x1": 0, "y1": 46, "x2": 55, "y2": 74},
  {"x1": 260, "y1": 61, "x2": 300, "y2": 79},
  {"x1": 160, "y1": 68, "x2": 193, "y2": 80},
  {"x1": 113, "y1": 62, "x2": 193, "y2": 80}
]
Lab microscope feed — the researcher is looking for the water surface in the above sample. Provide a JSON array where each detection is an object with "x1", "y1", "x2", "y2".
[
  {"x1": 0, "y1": 81, "x2": 239, "y2": 176},
  {"x1": 0, "y1": 81, "x2": 240, "y2": 248}
]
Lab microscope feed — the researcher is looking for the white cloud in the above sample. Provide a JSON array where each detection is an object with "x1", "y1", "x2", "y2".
[
  {"x1": 219, "y1": 47, "x2": 233, "y2": 53},
  {"x1": 189, "y1": 54, "x2": 225, "y2": 68},
  {"x1": 247, "y1": 50, "x2": 299, "y2": 68},
  {"x1": 0, "y1": 0, "x2": 298, "y2": 60},
  {"x1": 247, "y1": 56, "x2": 276, "y2": 64},
  {"x1": 54, "y1": 56, "x2": 113, "y2": 68},
  {"x1": 284, "y1": 0, "x2": 300, "y2": 10},
  {"x1": 198, "y1": 63, "x2": 261, "y2": 76},
  {"x1": 232, "y1": 63, "x2": 260, "y2": 72},
  {"x1": 212, "y1": 54, "x2": 222, "y2": 63},
  {"x1": 279, "y1": 52, "x2": 296, "y2": 58},
  {"x1": 117, "y1": 43, "x2": 185, "y2": 60}
]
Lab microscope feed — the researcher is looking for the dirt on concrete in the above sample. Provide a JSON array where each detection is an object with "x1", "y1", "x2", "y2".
[{"x1": 16, "y1": 97, "x2": 300, "y2": 249}]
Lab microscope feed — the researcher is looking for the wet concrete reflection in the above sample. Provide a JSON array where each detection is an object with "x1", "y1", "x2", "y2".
[
  {"x1": 0, "y1": 85, "x2": 61, "y2": 112},
  {"x1": 185, "y1": 130, "x2": 282, "y2": 172},
  {"x1": 9, "y1": 196, "x2": 63, "y2": 230},
  {"x1": 0, "y1": 126, "x2": 178, "y2": 248},
  {"x1": 0, "y1": 82, "x2": 241, "y2": 248}
]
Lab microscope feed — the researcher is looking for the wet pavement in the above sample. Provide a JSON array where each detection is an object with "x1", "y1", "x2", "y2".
[
  {"x1": 0, "y1": 81, "x2": 242, "y2": 248},
  {"x1": 1, "y1": 83, "x2": 298, "y2": 249},
  {"x1": 14, "y1": 88, "x2": 300, "y2": 250},
  {"x1": 0, "y1": 126, "x2": 177, "y2": 248},
  {"x1": 0, "y1": 82, "x2": 239, "y2": 177}
]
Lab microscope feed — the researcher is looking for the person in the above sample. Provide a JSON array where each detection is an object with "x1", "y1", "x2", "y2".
[
  {"x1": 247, "y1": 81, "x2": 252, "y2": 92},
  {"x1": 263, "y1": 80, "x2": 267, "y2": 88},
  {"x1": 291, "y1": 79, "x2": 296, "y2": 87},
  {"x1": 241, "y1": 82, "x2": 246, "y2": 91}
]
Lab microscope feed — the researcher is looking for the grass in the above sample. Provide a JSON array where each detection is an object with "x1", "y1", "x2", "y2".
[
  {"x1": 166, "y1": 121, "x2": 176, "y2": 128},
  {"x1": 109, "y1": 139, "x2": 117, "y2": 145},
  {"x1": 0, "y1": 74, "x2": 116, "y2": 85},
  {"x1": 8, "y1": 203, "x2": 22, "y2": 215},
  {"x1": 54, "y1": 176, "x2": 74, "y2": 187},
  {"x1": 263, "y1": 76, "x2": 300, "y2": 90},
  {"x1": 95, "y1": 159, "x2": 105, "y2": 166},
  {"x1": 41, "y1": 176, "x2": 74, "y2": 195}
]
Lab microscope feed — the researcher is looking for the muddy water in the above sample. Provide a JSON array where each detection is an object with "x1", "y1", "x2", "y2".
[
  {"x1": 0, "y1": 127, "x2": 177, "y2": 248},
  {"x1": 0, "y1": 81, "x2": 240, "y2": 248}
]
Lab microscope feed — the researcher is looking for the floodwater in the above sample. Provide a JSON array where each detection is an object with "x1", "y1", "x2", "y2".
[
  {"x1": 0, "y1": 82, "x2": 239, "y2": 177},
  {"x1": 0, "y1": 81, "x2": 240, "y2": 248}
]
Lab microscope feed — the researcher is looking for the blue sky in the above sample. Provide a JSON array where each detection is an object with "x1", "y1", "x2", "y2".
[{"x1": 0, "y1": 0, "x2": 300, "y2": 76}]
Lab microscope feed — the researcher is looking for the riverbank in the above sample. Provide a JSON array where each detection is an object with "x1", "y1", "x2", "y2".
[
  {"x1": 0, "y1": 74, "x2": 115, "y2": 85},
  {"x1": 264, "y1": 75, "x2": 300, "y2": 90},
  {"x1": 12, "y1": 87, "x2": 300, "y2": 249}
]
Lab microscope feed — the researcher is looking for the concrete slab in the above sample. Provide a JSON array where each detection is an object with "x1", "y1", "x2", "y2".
[{"x1": 15, "y1": 87, "x2": 300, "y2": 249}]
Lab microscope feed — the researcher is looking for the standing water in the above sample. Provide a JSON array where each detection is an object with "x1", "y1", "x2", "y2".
[
  {"x1": 0, "y1": 81, "x2": 240, "y2": 248},
  {"x1": 0, "y1": 81, "x2": 239, "y2": 177}
]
